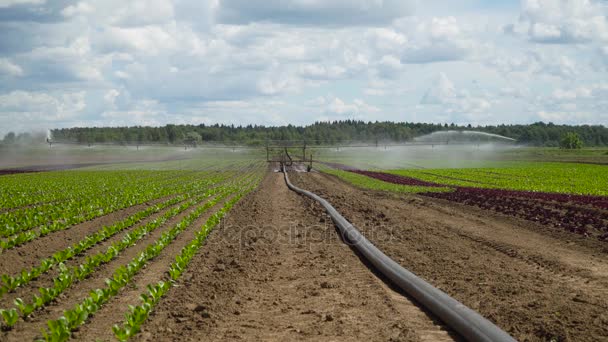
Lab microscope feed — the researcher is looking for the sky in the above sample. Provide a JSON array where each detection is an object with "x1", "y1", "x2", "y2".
[{"x1": 0, "y1": 0, "x2": 607, "y2": 136}]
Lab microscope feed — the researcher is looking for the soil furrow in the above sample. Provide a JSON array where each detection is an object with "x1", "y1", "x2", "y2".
[
  {"x1": 291, "y1": 171, "x2": 608, "y2": 341},
  {"x1": 138, "y1": 171, "x2": 455, "y2": 342}
]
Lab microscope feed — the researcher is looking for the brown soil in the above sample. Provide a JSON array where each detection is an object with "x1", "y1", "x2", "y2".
[
  {"x1": 139, "y1": 172, "x2": 456, "y2": 342},
  {"x1": 290, "y1": 172, "x2": 608, "y2": 341}
]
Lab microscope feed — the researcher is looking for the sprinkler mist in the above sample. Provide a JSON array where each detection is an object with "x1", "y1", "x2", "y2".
[{"x1": 414, "y1": 130, "x2": 516, "y2": 144}]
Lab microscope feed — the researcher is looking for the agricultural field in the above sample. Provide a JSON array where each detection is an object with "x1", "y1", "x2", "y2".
[
  {"x1": 313, "y1": 145, "x2": 608, "y2": 169},
  {"x1": 0, "y1": 145, "x2": 607, "y2": 341},
  {"x1": 321, "y1": 159, "x2": 608, "y2": 240},
  {"x1": 0, "y1": 151, "x2": 265, "y2": 341}
]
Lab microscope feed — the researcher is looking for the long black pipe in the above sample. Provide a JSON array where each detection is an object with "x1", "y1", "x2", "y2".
[{"x1": 282, "y1": 165, "x2": 516, "y2": 342}]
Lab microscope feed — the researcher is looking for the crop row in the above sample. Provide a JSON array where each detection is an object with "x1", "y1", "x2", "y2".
[
  {"x1": 0, "y1": 182, "x2": 240, "y2": 326},
  {"x1": 112, "y1": 186, "x2": 254, "y2": 340},
  {"x1": 0, "y1": 167, "x2": 259, "y2": 298},
  {"x1": 39, "y1": 176, "x2": 260, "y2": 341},
  {"x1": 0, "y1": 193, "x2": 186, "y2": 298},
  {"x1": 350, "y1": 169, "x2": 608, "y2": 210},
  {"x1": 388, "y1": 162, "x2": 608, "y2": 197},
  {"x1": 0, "y1": 169, "x2": 224, "y2": 238},
  {"x1": 0, "y1": 171, "x2": 236, "y2": 250},
  {"x1": 0, "y1": 170, "x2": 203, "y2": 210}
]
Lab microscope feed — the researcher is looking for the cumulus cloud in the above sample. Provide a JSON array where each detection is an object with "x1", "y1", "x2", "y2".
[
  {"x1": 0, "y1": 0, "x2": 71, "y2": 22},
  {"x1": 508, "y1": 0, "x2": 608, "y2": 44},
  {"x1": 0, "y1": 90, "x2": 87, "y2": 133},
  {"x1": 0, "y1": 58, "x2": 23, "y2": 76},
  {"x1": 420, "y1": 72, "x2": 455, "y2": 104},
  {"x1": 0, "y1": 0, "x2": 45, "y2": 8},
  {"x1": 299, "y1": 64, "x2": 347, "y2": 80},
  {"x1": 21, "y1": 36, "x2": 105, "y2": 82},
  {"x1": 307, "y1": 96, "x2": 380, "y2": 120},
  {"x1": 419, "y1": 72, "x2": 497, "y2": 120},
  {"x1": 402, "y1": 42, "x2": 469, "y2": 64},
  {"x1": 217, "y1": 0, "x2": 415, "y2": 26},
  {"x1": 366, "y1": 28, "x2": 407, "y2": 51},
  {"x1": 0, "y1": 0, "x2": 606, "y2": 135},
  {"x1": 401, "y1": 17, "x2": 473, "y2": 64}
]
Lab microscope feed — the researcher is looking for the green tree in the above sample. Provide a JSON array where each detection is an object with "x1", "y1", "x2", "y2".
[
  {"x1": 184, "y1": 131, "x2": 202, "y2": 147},
  {"x1": 560, "y1": 132, "x2": 583, "y2": 149},
  {"x1": 3, "y1": 132, "x2": 15, "y2": 144}
]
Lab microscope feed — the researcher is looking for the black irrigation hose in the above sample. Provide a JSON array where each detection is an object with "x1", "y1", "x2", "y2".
[{"x1": 282, "y1": 165, "x2": 516, "y2": 342}]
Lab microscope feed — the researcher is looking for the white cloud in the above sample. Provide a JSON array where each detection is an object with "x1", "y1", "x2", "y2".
[
  {"x1": 419, "y1": 72, "x2": 498, "y2": 121},
  {"x1": 552, "y1": 87, "x2": 592, "y2": 100},
  {"x1": 96, "y1": 26, "x2": 178, "y2": 55},
  {"x1": 0, "y1": 58, "x2": 23, "y2": 76},
  {"x1": 22, "y1": 35, "x2": 106, "y2": 82},
  {"x1": 19, "y1": 91, "x2": 85, "y2": 115},
  {"x1": 400, "y1": 16, "x2": 474, "y2": 64},
  {"x1": 375, "y1": 55, "x2": 403, "y2": 79},
  {"x1": 0, "y1": 0, "x2": 44, "y2": 8},
  {"x1": 217, "y1": 0, "x2": 415, "y2": 26},
  {"x1": 509, "y1": 0, "x2": 608, "y2": 44},
  {"x1": 299, "y1": 64, "x2": 347, "y2": 80},
  {"x1": 104, "y1": 89, "x2": 120, "y2": 106},
  {"x1": 366, "y1": 28, "x2": 407, "y2": 51},
  {"x1": 421, "y1": 72, "x2": 455, "y2": 104},
  {"x1": 61, "y1": 2, "x2": 93, "y2": 17},
  {"x1": 0, "y1": 0, "x2": 607, "y2": 133},
  {"x1": 0, "y1": 90, "x2": 86, "y2": 135},
  {"x1": 537, "y1": 110, "x2": 606, "y2": 124},
  {"x1": 428, "y1": 17, "x2": 461, "y2": 40},
  {"x1": 308, "y1": 96, "x2": 380, "y2": 119},
  {"x1": 541, "y1": 55, "x2": 578, "y2": 79}
]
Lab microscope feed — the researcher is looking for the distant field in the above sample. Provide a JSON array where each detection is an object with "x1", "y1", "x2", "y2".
[
  {"x1": 0, "y1": 145, "x2": 263, "y2": 171},
  {"x1": 501, "y1": 147, "x2": 608, "y2": 164},
  {"x1": 320, "y1": 158, "x2": 608, "y2": 242},
  {"x1": 387, "y1": 162, "x2": 607, "y2": 196},
  {"x1": 315, "y1": 146, "x2": 608, "y2": 170}
]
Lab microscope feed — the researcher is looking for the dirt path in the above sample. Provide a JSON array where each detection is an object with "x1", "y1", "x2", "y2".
[
  {"x1": 291, "y1": 171, "x2": 608, "y2": 341},
  {"x1": 141, "y1": 172, "x2": 456, "y2": 341}
]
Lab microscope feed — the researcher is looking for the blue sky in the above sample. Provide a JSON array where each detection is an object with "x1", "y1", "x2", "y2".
[{"x1": 0, "y1": 0, "x2": 607, "y2": 135}]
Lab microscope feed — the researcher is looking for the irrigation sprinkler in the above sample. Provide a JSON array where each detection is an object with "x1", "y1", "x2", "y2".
[{"x1": 266, "y1": 143, "x2": 314, "y2": 171}]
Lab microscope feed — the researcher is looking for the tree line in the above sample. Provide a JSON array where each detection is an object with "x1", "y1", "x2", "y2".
[{"x1": 3, "y1": 121, "x2": 607, "y2": 147}]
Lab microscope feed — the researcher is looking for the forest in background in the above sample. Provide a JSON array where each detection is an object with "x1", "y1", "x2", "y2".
[{"x1": 3, "y1": 121, "x2": 608, "y2": 147}]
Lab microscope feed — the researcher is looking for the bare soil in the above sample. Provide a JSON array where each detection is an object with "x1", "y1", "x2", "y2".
[
  {"x1": 290, "y1": 171, "x2": 608, "y2": 341},
  {"x1": 140, "y1": 172, "x2": 455, "y2": 342}
]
